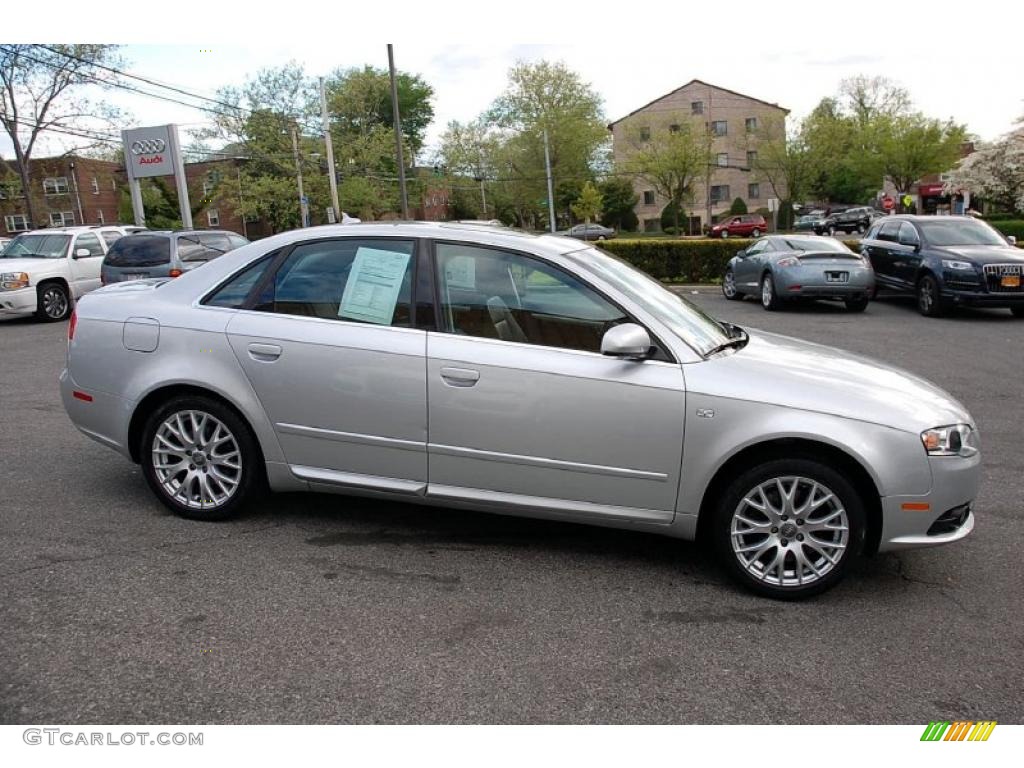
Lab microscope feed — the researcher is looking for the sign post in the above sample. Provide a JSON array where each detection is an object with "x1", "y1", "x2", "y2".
[{"x1": 122, "y1": 124, "x2": 192, "y2": 229}]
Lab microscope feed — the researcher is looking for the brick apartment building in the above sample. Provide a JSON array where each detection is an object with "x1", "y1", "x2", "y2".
[
  {"x1": 184, "y1": 158, "x2": 271, "y2": 239},
  {"x1": 1, "y1": 155, "x2": 124, "y2": 234},
  {"x1": 609, "y1": 79, "x2": 788, "y2": 232}
]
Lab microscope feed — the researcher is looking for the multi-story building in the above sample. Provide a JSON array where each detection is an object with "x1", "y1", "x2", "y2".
[
  {"x1": 1, "y1": 155, "x2": 124, "y2": 234},
  {"x1": 609, "y1": 79, "x2": 788, "y2": 233}
]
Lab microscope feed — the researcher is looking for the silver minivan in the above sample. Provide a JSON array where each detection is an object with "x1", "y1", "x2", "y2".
[{"x1": 100, "y1": 230, "x2": 249, "y2": 284}]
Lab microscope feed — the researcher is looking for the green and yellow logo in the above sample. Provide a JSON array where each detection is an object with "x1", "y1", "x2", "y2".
[{"x1": 921, "y1": 721, "x2": 997, "y2": 741}]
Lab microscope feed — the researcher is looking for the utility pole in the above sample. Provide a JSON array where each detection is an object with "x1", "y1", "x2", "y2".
[
  {"x1": 319, "y1": 76, "x2": 340, "y2": 223},
  {"x1": 387, "y1": 44, "x2": 410, "y2": 219},
  {"x1": 543, "y1": 128, "x2": 556, "y2": 233},
  {"x1": 291, "y1": 126, "x2": 308, "y2": 227},
  {"x1": 476, "y1": 176, "x2": 487, "y2": 217},
  {"x1": 705, "y1": 83, "x2": 713, "y2": 233}
]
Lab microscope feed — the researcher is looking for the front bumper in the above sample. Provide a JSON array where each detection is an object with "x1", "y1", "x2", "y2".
[
  {"x1": 942, "y1": 287, "x2": 1024, "y2": 308},
  {"x1": 877, "y1": 452, "x2": 981, "y2": 551},
  {"x1": 0, "y1": 286, "x2": 37, "y2": 317}
]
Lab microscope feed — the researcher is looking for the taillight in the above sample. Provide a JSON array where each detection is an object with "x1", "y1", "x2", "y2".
[
  {"x1": 68, "y1": 308, "x2": 77, "y2": 341},
  {"x1": 169, "y1": 268, "x2": 183, "y2": 278}
]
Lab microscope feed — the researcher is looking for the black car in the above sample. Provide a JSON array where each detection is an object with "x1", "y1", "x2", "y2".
[
  {"x1": 861, "y1": 215, "x2": 1024, "y2": 317},
  {"x1": 563, "y1": 223, "x2": 616, "y2": 241},
  {"x1": 816, "y1": 206, "x2": 878, "y2": 236}
]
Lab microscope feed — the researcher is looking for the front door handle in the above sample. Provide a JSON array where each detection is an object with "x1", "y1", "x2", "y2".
[
  {"x1": 248, "y1": 342, "x2": 282, "y2": 362},
  {"x1": 440, "y1": 366, "x2": 480, "y2": 387}
]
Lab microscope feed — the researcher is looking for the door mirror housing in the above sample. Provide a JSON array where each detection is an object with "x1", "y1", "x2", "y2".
[
  {"x1": 601, "y1": 323, "x2": 652, "y2": 360},
  {"x1": 1008, "y1": 235, "x2": 1017, "y2": 246},
  {"x1": 736, "y1": 249, "x2": 747, "y2": 259},
  {"x1": 74, "y1": 248, "x2": 91, "y2": 258}
]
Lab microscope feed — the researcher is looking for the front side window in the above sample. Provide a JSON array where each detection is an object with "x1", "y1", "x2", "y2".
[
  {"x1": 878, "y1": 220, "x2": 901, "y2": 243},
  {"x1": 74, "y1": 232, "x2": 104, "y2": 257},
  {"x1": 254, "y1": 239, "x2": 415, "y2": 327},
  {"x1": 435, "y1": 243, "x2": 627, "y2": 354}
]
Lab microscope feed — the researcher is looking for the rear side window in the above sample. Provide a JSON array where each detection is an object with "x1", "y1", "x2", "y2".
[
  {"x1": 104, "y1": 235, "x2": 171, "y2": 267},
  {"x1": 227, "y1": 234, "x2": 249, "y2": 249},
  {"x1": 204, "y1": 255, "x2": 276, "y2": 308},
  {"x1": 176, "y1": 234, "x2": 226, "y2": 263},
  {"x1": 878, "y1": 221, "x2": 901, "y2": 243},
  {"x1": 75, "y1": 232, "x2": 105, "y2": 257}
]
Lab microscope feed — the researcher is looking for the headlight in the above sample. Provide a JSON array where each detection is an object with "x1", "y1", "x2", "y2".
[
  {"x1": 776, "y1": 257, "x2": 799, "y2": 267},
  {"x1": 921, "y1": 424, "x2": 978, "y2": 457},
  {"x1": 0, "y1": 272, "x2": 29, "y2": 290},
  {"x1": 941, "y1": 259, "x2": 974, "y2": 271}
]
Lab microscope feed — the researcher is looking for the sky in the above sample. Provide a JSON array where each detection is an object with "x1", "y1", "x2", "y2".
[{"x1": 4, "y1": 2, "x2": 1022, "y2": 162}]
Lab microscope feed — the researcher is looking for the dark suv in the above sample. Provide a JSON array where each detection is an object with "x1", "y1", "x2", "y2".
[
  {"x1": 816, "y1": 206, "x2": 877, "y2": 236},
  {"x1": 101, "y1": 230, "x2": 249, "y2": 284},
  {"x1": 861, "y1": 215, "x2": 1024, "y2": 317}
]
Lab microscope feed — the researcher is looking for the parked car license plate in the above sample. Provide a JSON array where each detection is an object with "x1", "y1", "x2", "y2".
[
  {"x1": 826, "y1": 271, "x2": 849, "y2": 283},
  {"x1": 124, "y1": 273, "x2": 147, "y2": 281},
  {"x1": 1002, "y1": 275, "x2": 1021, "y2": 288}
]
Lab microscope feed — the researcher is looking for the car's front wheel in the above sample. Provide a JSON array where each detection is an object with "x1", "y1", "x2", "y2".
[
  {"x1": 761, "y1": 273, "x2": 783, "y2": 311},
  {"x1": 721, "y1": 230, "x2": 729, "y2": 239},
  {"x1": 1011, "y1": 306, "x2": 1024, "y2": 318},
  {"x1": 141, "y1": 395, "x2": 261, "y2": 521},
  {"x1": 828, "y1": 226, "x2": 837, "y2": 237},
  {"x1": 751, "y1": 228, "x2": 761, "y2": 238},
  {"x1": 916, "y1": 273, "x2": 947, "y2": 317},
  {"x1": 713, "y1": 459, "x2": 865, "y2": 599},
  {"x1": 35, "y1": 282, "x2": 71, "y2": 322},
  {"x1": 722, "y1": 269, "x2": 744, "y2": 301}
]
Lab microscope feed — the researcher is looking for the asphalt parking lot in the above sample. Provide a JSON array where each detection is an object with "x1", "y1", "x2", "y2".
[{"x1": 1, "y1": 291, "x2": 1021, "y2": 725}]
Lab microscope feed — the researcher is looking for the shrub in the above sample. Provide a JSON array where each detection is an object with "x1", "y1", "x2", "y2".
[
  {"x1": 729, "y1": 197, "x2": 748, "y2": 215},
  {"x1": 990, "y1": 220, "x2": 1024, "y2": 243},
  {"x1": 660, "y1": 200, "x2": 686, "y2": 233}
]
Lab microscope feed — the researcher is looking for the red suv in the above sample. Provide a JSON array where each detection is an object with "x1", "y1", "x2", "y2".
[{"x1": 710, "y1": 214, "x2": 767, "y2": 239}]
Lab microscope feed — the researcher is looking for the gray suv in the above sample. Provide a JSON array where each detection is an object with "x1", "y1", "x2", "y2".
[{"x1": 101, "y1": 230, "x2": 249, "y2": 284}]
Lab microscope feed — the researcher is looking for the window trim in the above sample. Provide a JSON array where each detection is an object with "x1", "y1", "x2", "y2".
[{"x1": 428, "y1": 237, "x2": 675, "y2": 363}]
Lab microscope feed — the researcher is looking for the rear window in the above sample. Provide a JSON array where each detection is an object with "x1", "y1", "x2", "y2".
[{"x1": 104, "y1": 235, "x2": 171, "y2": 267}]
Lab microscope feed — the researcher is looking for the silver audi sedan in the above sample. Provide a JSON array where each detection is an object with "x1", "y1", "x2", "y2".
[{"x1": 60, "y1": 223, "x2": 979, "y2": 599}]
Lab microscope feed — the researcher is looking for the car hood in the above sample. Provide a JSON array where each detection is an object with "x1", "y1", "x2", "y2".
[
  {"x1": 0, "y1": 257, "x2": 63, "y2": 272},
  {"x1": 932, "y1": 245, "x2": 1024, "y2": 265},
  {"x1": 686, "y1": 329, "x2": 972, "y2": 433}
]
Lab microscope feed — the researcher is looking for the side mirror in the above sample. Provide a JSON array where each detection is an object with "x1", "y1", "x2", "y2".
[
  {"x1": 74, "y1": 248, "x2": 91, "y2": 258},
  {"x1": 736, "y1": 249, "x2": 747, "y2": 259},
  {"x1": 601, "y1": 323, "x2": 652, "y2": 360},
  {"x1": 1009, "y1": 235, "x2": 1017, "y2": 246}
]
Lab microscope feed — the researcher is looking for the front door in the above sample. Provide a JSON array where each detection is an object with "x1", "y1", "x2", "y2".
[
  {"x1": 425, "y1": 242, "x2": 685, "y2": 522},
  {"x1": 225, "y1": 237, "x2": 428, "y2": 493},
  {"x1": 69, "y1": 231, "x2": 105, "y2": 296},
  {"x1": 734, "y1": 239, "x2": 769, "y2": 290}
]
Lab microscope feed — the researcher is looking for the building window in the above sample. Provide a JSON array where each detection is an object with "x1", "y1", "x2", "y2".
[
  {"x1": 43, "y1": 177, "x2": 70, "y2": 195},
  {"x1": 5, "y1": 214, "x2": 30, "y2": 232},
  {"x1": 746, "y1": 117, "x2": 758, "y2": 132},
  {"x1": 202, "y1": 180, "x2": 213, "y2": 196},
  {"x1": 97, "y1": 210, "x2": 105, "y2": 224},
  {"x1": 710, "y1": 185, "x2": 730, "y2": 203},
  {"x1": 91, "y1": 176, "x2": 99, "y2": 194},
  {"x1": 748, "y1": 183, "x2": 760, "y2": 200},
  {"x1": 639, "y1": 126, "x2": 651, "y2": 141},
  {"x1": 642, "y1": 190, "x2": 656, "y2": 206},
  {"x1": 207, "y1": 209, "x2": 220, "y2": 227},
  {"x1": 717, "y1": 153, "x2": 729, "y2": 167},
  {"x1": 50, "y1": 211, "x2": 75, "y2": 227},
  {"x1": 691, "y1": 101, "x2": 704, "y2": 115},
  {"x1": 746, "y1": 150, "x2": 758, "y2": 167},
  {"x1": 711, "y1": 121, "x2": 728, "y2": 137}
]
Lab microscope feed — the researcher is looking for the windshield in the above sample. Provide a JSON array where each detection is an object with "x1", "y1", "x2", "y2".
[
  {"x1": 1, "y1": 233, "x2": 71, "y2": 259},
  {"x1": 918, "y1": 219, "x2": 1008, "y2": 246},
  {"x1": 567, "y1": 246, "x2": 731, "y2": 357},
  {"x1": 775, "y1": 236, "x2": 853, "y2": 253}
]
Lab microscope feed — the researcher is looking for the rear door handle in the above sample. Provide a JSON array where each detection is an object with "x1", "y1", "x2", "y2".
[
  {"x1": 440, "y1": 366, "x2": 480, "y2": 387},
  {"x1": 248, "y1": 342, "x2": 282, "y2": 362}
]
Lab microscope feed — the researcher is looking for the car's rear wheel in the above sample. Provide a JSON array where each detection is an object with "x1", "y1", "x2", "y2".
[
  {"x1": 35, "y1": 282, "x2": 71, "y2": 322},
  {"x1": 713, "y1": 459, "x2": 865, "y2": 599},
  {"x1": 845, "y1": 297, "x2": 869, "y2": 312},
  {"x1": 916, "y1": 273, "x2": 947, "y2": 317},
  {"x1": 761, "y1": 273, "x2": 783, "y2": 311},
  {"x1": 723, "y1": 269, "x2": 744, "y2": 300},
  {"x1": 141, "y1": 395, "x2": 261, "y2": 521}
]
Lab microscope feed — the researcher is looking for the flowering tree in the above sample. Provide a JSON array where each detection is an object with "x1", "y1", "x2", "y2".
[{"x1": 945, "y1": 119, "x2": 1024, "y2": 214}]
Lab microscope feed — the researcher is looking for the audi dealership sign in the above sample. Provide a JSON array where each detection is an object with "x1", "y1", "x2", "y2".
[{"x1": 122, "y1": 125, "x2": 176, "y2": 178}]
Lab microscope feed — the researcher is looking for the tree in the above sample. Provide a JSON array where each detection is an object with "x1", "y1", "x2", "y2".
[
  {"x1": 729, "y1": 197, "x2": 748, "y2": 215},
  {"x1": 623, "y1": 115, "x2": 713, "y2": 234},
  {"x1": 660, "y1": 200, "x2": 687, "y2": 234},
  {"x1": 877, "y1": 114, "x2": 966, "y2": 197},
  {"x1": 571, "y1": 182, "x2": 602, "y2": 224},
  {"x1": 945, "y1": 119, "x2": 1024, "y2": 214},
  {"x1": 598, "y1": 177, "x2": 639, "y2": 231},
  {"x1": 752, "y1": 115, "x2": 816, "y2": 229},
  {"x1": 0, "y1": 44, "x2": 126, "y2": 226}
]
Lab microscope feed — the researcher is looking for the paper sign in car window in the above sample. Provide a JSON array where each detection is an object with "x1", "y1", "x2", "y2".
[
  {"x1": 443, "y1": 254, "x2": 476, "y2": 290},
  {"x1": 338, "y1": 247, "x2": 411, "y2": 325}
]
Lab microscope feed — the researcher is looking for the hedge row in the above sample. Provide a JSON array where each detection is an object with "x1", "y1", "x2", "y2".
[
  {"x1": 599, "y1": 238, "x2": 860, "y2": 283},
  {"x1": 990, "y1": 220, "x2": 1024, "y2": 241}
]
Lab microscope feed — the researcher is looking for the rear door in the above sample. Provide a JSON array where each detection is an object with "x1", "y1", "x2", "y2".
[
  {"x1": 892, "y1": 222, "x2": 924, "y2": 285},
  {"x1": 868, "y1": 219, "x2": 903, "y2": 288},
  {"x1": 68, "y1": 231, "x2": 106, "y2": 296}
]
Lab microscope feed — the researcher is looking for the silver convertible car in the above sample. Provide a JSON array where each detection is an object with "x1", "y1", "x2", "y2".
[
  {"x1": 60, "y1": 223, "x2": 979, "y2": 599},
  {"x1": 723, "y1": 235, "x2": 875, "y2": 312}
]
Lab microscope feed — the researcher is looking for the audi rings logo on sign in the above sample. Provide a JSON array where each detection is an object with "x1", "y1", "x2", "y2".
[{"x1": 130, "y1": 138, "x2": 166, "y2": 155}]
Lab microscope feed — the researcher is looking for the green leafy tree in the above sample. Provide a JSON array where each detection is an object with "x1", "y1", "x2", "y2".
[
  {"x1": 598, "y1": 177, "x2": 639, "y2": 231},
  {"x1": 729, "y1": 197, "x2": 748, "y2": 215},
  {"x1": 877, "y1": 114, "x2": 966, "y2": 195},
  {"x1": 751, "y1": 115, "x2": 816, "y2": 229},
  {"x1": 660, "y1": 200, "x2": 687, "y2": 234},
  {"x1": 571, "y1": 181, "x2": 602, "y2": 224}
]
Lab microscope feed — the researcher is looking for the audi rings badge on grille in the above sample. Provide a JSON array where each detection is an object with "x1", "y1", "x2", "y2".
[{"x1": 131, "y1": 138, "x2": 166, "y2": 155}]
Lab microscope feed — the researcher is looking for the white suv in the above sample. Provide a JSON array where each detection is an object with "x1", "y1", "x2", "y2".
[{"x1": 0, "y1": 226, "x2": 129, "y2": 321}]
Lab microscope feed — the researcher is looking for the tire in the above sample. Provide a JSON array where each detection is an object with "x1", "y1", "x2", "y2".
[
  {"x1": 845, "y1": 297, "x2": 869, "y2": 312},
  {"x1": 916, "y1": 273, "x2": 947, "y2": 317},
  {"x1": 1011, "y1": 307, "x2": 1024, "y2": 318},
  {"x1": 760, "y1": 272, "x2": 783, "y2": 311},
  {"x1": 35, "y1": 281, "x2": 71, "y2": 322},
  {"x1": 751, "y1": 228, "x2": 761, "y2": 238},
  {"x1": 722, "y1": 269, "x2": 744, "y2": 301},
  {"x1": 140, "y1": 395, "x2": 262, "y2": 521},
  {"x1": 712, "y1": 458, "x2": 865, "y2": 599},
  {"x1": 856, "y1": 223, "x2": 866, "y2": 234},
  {"x1": 721, "y1": 230, "x2": 729, "y2": 239},
  {"x1": 597, "y1": 235, "x2": 606, "y2": 241},
  {"x1": 828, "y1": 226, "x2": 836, "y2": 237}
]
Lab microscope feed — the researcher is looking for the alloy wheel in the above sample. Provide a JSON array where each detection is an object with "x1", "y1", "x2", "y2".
[
  {"x1": 723, "y1": 270, "x2": 736, "y2": 298},
  {"x1": 151, "y1": 410, "x2": 242, "y2": 510},
  {"x1": 762, "y1": 275, "x2": 774, "y2": 307},
  {"x1": 41, "y1": 286, "x2": 69, "y2": 320},
  {"x1": 729, "y1": 476, "x2": 850, "y2": 588}
]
